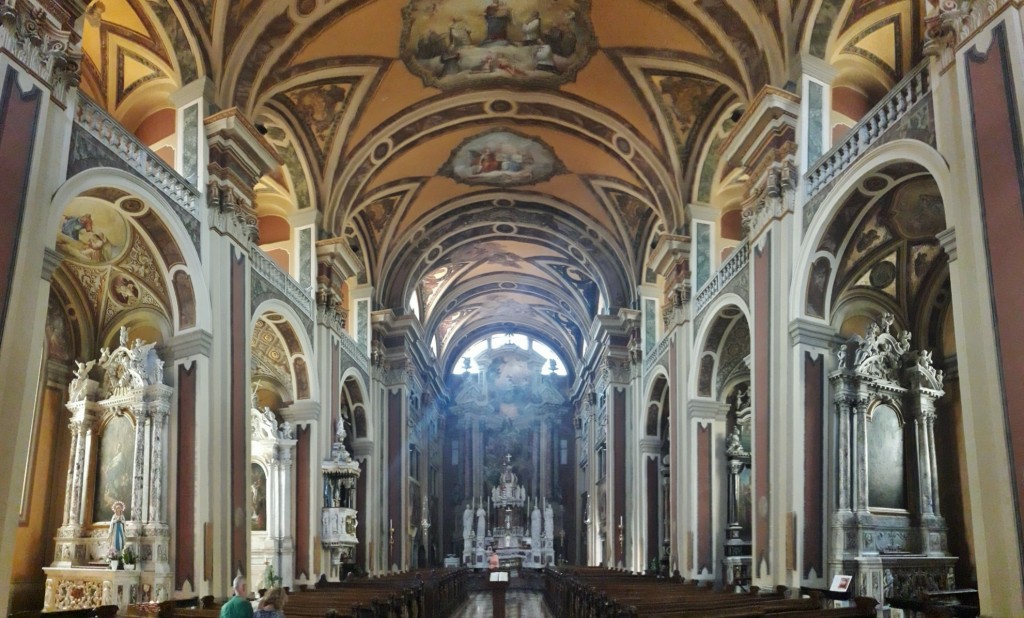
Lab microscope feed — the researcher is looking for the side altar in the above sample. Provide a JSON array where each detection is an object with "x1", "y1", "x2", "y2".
[
  {"x1": 462, "y1": 456, "x2": 555, "y2": 569},
  {"x1": 43, "y1": 329, "x2": 172, "y2": 611}
]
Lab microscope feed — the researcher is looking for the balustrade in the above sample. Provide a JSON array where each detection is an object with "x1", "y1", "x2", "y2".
[{"x1": 805, "y1": 61, "x2": 930, "y2": 198}]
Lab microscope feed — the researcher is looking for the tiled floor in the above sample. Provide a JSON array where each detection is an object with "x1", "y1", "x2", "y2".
[{"x1": 449, "y1": 591, "x2": 554, "y2": 618}]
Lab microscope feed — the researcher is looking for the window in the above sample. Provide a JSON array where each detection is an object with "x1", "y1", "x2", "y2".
[
  {"x1": 559, "y1": 438, "x2": 568, "y2": 465},
  {"x1": 409, "y1": 444, "x2": 420, "y2": 480},
  {"x1": 452, "y1": 332, "x2": 567, "y2": 376},
  {"x1": 451, "y1": 440, "x2": 460, "y2": 466}
]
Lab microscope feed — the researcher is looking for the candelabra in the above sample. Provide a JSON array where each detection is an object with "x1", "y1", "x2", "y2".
[
  {"x1": 388, "y1": 519, "x2": 395, "y2": 559},
  {"x1": 617, "y1": 516, "x2": 624, "y2": 557}
]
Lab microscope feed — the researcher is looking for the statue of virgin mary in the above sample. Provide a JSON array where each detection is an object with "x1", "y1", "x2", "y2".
[{"x1": 109, "y1": 500, "x2": 126, "y2": 553}]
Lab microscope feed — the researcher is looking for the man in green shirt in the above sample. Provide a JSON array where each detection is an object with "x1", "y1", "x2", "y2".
[{"x1": 219, "y1": 576, "x2": 253, "y2": 618}]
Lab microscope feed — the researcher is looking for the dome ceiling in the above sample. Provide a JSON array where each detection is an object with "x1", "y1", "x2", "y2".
[{"x1": 78, "y1": 0, "x2": 920, "y2": 374}]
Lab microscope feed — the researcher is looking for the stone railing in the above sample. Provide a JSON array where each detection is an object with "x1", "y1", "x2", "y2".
[
  {"x1": 338, "y1": 328, "x2": 370, "y2": 369},
  {"x1": 250, "y1": 245, "x2": 314, "y2": 322},
  {"x1": 75, "y1": 94, "x2": 200, "y2": 217},
  {"x1": 693, "y1": 241, "x2": 750, "y2": 316},
  {"x1": 643, "y1": 333, "x2": 673, "y2": 374},
  {"x1": 805, "y1": 61, "x2": 930, "y2": 198}
]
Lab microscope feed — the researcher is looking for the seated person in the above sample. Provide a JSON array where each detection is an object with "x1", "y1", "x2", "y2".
[{"x1": 254, "y1": 587, "x2": 287, "y2": 618}]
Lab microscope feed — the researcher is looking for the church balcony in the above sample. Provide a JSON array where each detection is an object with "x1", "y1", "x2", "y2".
[
  {"x1": 693, "y1": 240, "x2": 749, "y2": 317},
  {"x1": 73, "y1": 93, "x2": 200, "y2": 220},
  {"x1": 250, "y1": 244, "x2": 315, "y2": 324},
  {"x1": 805, "y1": 60, "x2": 930, "y2": 200}
]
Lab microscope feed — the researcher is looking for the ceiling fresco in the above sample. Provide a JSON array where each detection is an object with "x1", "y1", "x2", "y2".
[
  {"x1": 399, "y1": 0, "x2": 597, "y2": 89},
  {"x1": 80, "y1": 0, "x2": 920, "y2": 375}
]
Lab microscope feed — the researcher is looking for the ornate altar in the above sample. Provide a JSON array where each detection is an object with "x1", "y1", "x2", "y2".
[
  {"x1": 829, "y1": 314, "x2": 956, "y2": 606},
  {"x1": 250, "y1": 406, "x2": 297, "y2": 588},
  {"x1": 320, "y1": 420, "x2": 360, "y2": 580},
  {"x1": 462, "y1": 456, "x2": 555, "y2": 569},
  {"x1": 44, "y1": 328, "x2": 172, "y2": 610}
]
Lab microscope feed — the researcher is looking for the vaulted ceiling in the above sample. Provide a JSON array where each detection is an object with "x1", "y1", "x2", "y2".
[{"x1": 78, "y1": 0, "x2": 921, "y2": 375}]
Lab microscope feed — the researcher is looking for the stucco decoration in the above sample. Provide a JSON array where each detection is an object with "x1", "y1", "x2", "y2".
[
  {"x1": 400, "y1": 0, "x2": 597, "y2": 89},
  {"x1": 439, "y1": 129, "x2": 566, "y2": 187}
]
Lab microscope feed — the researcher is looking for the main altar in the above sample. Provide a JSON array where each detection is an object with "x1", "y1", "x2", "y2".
[{"x1": 462, "y1": 456, "x2": 554, "y2": 569}]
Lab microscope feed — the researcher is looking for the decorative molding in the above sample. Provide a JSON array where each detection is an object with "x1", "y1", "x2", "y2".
[
  {"x1": 789, "y1": 317, "x2": 839, "y2": 348},
  {"x1": 693, "y1": 241, "x2": 749, "y2": 317},
  {"x1": 936, "y1": 227, "x2": 957, "y2": 263},
  {"x1": 643, "y1": 333, "x2": 672, "y2": 375},
  {"x1": 0, "y1": 1, "x2": 81, "y2": 105},
  {"x1": 161, "y1": 329, "x2": 213, "y2": 361},
  {"x1": 924, "y1": 0, "x2": 1014, "y2": 72},
  {"x1": 805, "y1": 61, "x2": 930, "y2": 199},
  {"x1": 281, "y1": 399, "x2": 320, "y2": 424},
  {"x1": 338, "y1": 329, "x2": 370, "y2": 371},
  {"x1": 207, "y1": 181, "x2": 257, "y2": 244},
  {"x1": 742, "y1": 161, "x2": 797, "y2": 237},
  {"x1": 687, "y1": 398, "x2": 729, "y2": 421},
  {"x1": 73, "y1": 94, "x2": 199, "y2": 217},
  {"x1": 250, "y1": 243, "x2": 315, "y2": 329},
  {"x1": 41, "y1": 246, "x2": 62, "y2": 281}
]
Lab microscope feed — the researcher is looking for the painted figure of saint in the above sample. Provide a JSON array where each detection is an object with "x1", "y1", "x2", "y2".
[{"x1": 483, "y1": 0, "x2": 511, "y2": 43}]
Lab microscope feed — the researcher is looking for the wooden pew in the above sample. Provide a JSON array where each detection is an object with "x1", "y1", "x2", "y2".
[{"x1": 544, "y1": 567, "x2": 878, "y2": 618}]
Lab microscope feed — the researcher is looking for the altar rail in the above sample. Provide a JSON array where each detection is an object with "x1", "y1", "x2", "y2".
[
  {"x1": 250, "y1": 244, "x2": 314, "y2": 323},
  {"x1": 805, "y1": 60, "x2": 930, "y2": 198},
  {"x1": 693, "y1": 241, "x2": 749, "y2": 317},
  {"x1": 75, "y1": 94, "x2": 200, "y2": 218}
]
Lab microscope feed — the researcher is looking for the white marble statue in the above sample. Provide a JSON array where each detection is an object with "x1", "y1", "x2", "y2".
[
  {"x1": 462, "y1": 504, "x2": 473, "y2": 538},
  {"x1": 531, "y1": 505, "x2": 542, "y2": 545},
  {"x1": 476, "y1": 505, "x2": 486, "y2": 544},
  {"x1": 544, "y1": 502, "x2": 554, "y2": 547}
]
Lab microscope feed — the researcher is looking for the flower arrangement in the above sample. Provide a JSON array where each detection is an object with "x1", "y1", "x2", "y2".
[
  {"x1": 121, "y1": 545, "x2": 137, "y2": 566},
  {"x1": 106, "y1": 547, "x2": 120, "y2": 561}
]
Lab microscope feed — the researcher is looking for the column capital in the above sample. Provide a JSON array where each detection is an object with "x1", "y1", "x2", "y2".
[
  {"x1": 937, "y1": 227, "x2": 957, "y2": 263},
  {"x1": 161, "y1": 329, "x2": 213, "y2": 361},
  {"x1": 42, "y1": 247, "x2": 62, "y2": 281},
  {"x1": 686, "y1": 398, "x2": 729, "y2": 421},
  {"x1": 796, "y1": 54, "x2": 839, "y2": 84},
  {"x1": 282, "y1": 399, "x2": 320, "y2": 424},
  {"x1": 169, "y1": 78, "x2": 216, "y2": 109},
  {"x1": 789, "y1": 317, "x2": 839, "y2": 349}
]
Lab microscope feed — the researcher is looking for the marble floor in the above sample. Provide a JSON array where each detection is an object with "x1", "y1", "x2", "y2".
[{"x1": 449, "y1": 591, "x2": 554, "y2": 618}]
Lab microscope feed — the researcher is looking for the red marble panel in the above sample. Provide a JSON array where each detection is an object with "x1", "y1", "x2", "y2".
[
  {"x1": 754, "y1": 234, "x2": 771, "y2": 577},
  {"x1": 230, "y1": 248, "x2": 247, "y2": 574},
  {"x1": 388, "y1": 390, "x2": 404, "y2": 565},
  {"x1": 646, "y1": 456, "x2": 659, "y2": 566},
  {"x1": 295, "y1": 426, "x2": 310, "y2": 579},
  {"x1": 0, "y1": 68, "x2": 41, "y2": 354},
  {"x1": 613, "y1": 388, "x2": 626, "y2": 565},
  {"x1": 966, "y1": 23, "x2": 1024, "y2": 575},
  {"x1": 697, "y1": 424, "x2": 712, "y2": 574},
  {"x1": 175, "y1": 362, "x2": 196, "y2": 590},
  {"x1": 803, "y1": 353, "x2": 824, "y2": 580}
]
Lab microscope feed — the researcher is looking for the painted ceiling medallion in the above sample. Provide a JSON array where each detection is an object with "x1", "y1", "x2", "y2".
[
  {"x1": 400, "y1": 0, "x2": 597, "y2": 90},
  {"x1": 439, "y1": 128, "x2": 565, "y2": 187}
]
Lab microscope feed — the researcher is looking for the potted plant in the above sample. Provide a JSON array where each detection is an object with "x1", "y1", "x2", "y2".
[
  {"x1": 107, "y1": 547, "x2": 120, "y2": 570},
  {"x1": 121, "y1": 545, "x2": 137, "y2": 571}
]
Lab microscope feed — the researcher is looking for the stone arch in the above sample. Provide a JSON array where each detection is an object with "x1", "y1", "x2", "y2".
[
  {"x1": 250, "y1": 300, "x2": 318, "y2": 404},
  {"x1": 49, "y1": 168, "x2": 211, "y2": 334},
  {"x1": 793, "y1": 139, "x2": 953, "y2": 321},
  {"x1": 691, "y1": 297, "x2": 751, "y2": 399}
]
